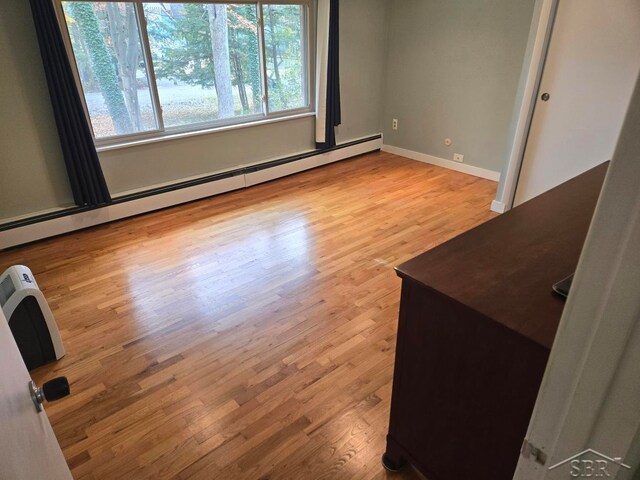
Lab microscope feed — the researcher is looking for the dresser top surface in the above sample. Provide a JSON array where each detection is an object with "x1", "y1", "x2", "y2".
[{"x1": 396, "y1": 163, "x2": 608, "y2": 348}]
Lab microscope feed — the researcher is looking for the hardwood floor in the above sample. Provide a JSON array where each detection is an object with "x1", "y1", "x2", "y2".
[{"x1": 0, "y1": 152, "x2": 497, "y2": 479}]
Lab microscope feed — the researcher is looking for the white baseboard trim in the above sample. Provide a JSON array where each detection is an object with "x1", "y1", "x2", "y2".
[
  {"x1": 381, "y1": 144, "x2": 501, "y2": 182},
  {"x1": 490, "y1": 200, "x2": 507, "y2": 213},
  {"x1": 0, "y1": 136, "x2": 382, "y2": 250}
]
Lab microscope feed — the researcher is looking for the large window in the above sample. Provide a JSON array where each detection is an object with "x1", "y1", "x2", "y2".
[{"x1": 59, "y1": 1, "x2": 310, "y2": 145}]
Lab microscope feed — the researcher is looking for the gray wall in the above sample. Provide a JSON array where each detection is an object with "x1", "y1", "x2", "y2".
[
  {"x1": 0, "y1": 0, "x2": 389, "y2": 218},
  {"x1": 100, "y1": 118, "x2": 317, "y2": 195},
  {"x1": 335, "y1": 0, "x2": 388, "y2": 143},
  {"x1": 0, "y1": 0, "x2": 74, "y2": 219},
  {"x1": 0, "y1": 0, "x2": 536, "y2": 220},
  {"x1": 382, "y1": 0, "x2": 536, "y2": 173}
]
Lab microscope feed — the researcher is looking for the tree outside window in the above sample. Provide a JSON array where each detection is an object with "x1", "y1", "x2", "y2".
[{"x1": 61, "y1": 1, "x2": 309, "y2": 141}]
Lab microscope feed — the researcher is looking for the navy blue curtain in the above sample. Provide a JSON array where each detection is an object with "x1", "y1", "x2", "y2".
[
  {"x1": 29, "y1": 0, "x2": 112, "y2": 207},
  {"x1": 316, "y1": 0, "x2": 341, "y2": 150}
]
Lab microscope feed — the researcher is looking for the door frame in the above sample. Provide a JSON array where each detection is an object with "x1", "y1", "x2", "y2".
[{"x1": 491, "y1": 0, "x2": 558, "y2": 213}]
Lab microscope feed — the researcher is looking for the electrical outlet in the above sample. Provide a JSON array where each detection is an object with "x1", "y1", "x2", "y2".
[
  {"x1": 444, "y1": 138, "x2": 452, "y2": 146},
  {"x1": 453, "y1": 153, "x2": 464, "y2": 163},
  {"x1": 392, "y1": 119, "x2": 398, "y2": 130}
]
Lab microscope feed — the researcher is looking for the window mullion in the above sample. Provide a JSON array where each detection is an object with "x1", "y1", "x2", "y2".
[
  {"x1": 257, "y1": 2, "x2": 270, "y2": 116},
  {"x1": 135, "y1": 1, "x2": 165, "y2": 132},
  {"x1": 301, "y1": 4, "x2": 309, "y2": 108}
]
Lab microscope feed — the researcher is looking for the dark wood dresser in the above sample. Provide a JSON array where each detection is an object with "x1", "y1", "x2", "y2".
[{"x1": 383, "y1": 163, "x2": 608, "y2": 480}]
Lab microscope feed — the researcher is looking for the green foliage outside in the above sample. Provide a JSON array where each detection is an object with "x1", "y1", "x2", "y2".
[
  {"x1": 63, "y1": 2, "x2": 306, "y2": 137},
  {"x1": 66, "y1": 2, "x2": 133, "y2": 134},
  {"x1": 263, "y1": 4, "x2": 304, "y2": 112},
  {"x1": 145, "y1": 3, "x2": 262, "y2": 115}
]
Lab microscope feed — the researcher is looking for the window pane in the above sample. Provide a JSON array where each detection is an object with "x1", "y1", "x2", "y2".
[
  {"x1": 144, "y1": 3, "x2": 263, "y2": 128},
  {"x1": 263, "y1": 4, "x2": 306, "y2": 113},
  {"x1": 62, "y1": 2, "x2": 158, "y2": 138}
]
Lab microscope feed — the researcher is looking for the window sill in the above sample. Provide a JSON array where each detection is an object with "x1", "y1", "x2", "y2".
[{"x1": 96, "y1": 111, "x2": 316, "y2": 153}]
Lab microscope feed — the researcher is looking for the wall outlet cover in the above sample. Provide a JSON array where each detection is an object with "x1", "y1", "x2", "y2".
[{"x1": 453, "y1": 153, "x2": 464, "y2": 163}]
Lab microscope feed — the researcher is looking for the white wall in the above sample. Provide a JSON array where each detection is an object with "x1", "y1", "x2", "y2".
[{"x1": 513, "y1": 0, "x2": 640, "y2": 205}]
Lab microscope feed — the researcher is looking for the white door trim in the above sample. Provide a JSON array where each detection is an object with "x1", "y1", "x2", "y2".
[{"x1": 493, "y1": 0, "x2": 558, "y2": 212}]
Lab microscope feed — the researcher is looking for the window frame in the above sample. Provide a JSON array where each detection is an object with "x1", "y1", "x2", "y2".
[{"x1": 54, "y1": 0, "x2": 313, "y2": 148}]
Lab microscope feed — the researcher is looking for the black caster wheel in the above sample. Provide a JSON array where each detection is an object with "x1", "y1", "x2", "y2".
[{"x1": 381, "y1": 453, "x2": 404, "y2": 473}]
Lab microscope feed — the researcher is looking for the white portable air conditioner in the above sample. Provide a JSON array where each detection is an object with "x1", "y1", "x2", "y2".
[{"x1": 0, "y1": 265, "x2": 65, "y2": 370}]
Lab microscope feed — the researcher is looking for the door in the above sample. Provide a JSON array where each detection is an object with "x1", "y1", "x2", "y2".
[
  {"x1": 513, "y1": 0, "x2": 640, "y2": 206},
  {"x1": 0, "y1": 308, "x2": 72, "y2": 479},
  {"x1": 513, "y1": 68, "x2": 640, "y2": 479}
]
